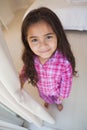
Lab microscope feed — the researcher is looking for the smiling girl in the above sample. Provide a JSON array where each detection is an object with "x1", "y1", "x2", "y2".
[{"x1": 19, "y1": 7, "x2": 77, "y2": 111}]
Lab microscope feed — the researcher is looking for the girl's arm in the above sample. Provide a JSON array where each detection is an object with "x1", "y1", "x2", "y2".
[{"x1": 59, "y1": 62, "x2": 73, "y2": 99}]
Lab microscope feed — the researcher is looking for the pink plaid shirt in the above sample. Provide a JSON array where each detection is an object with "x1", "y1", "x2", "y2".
[{"x1": 20, "y1": 50, "x2": 73, "y2": 104}]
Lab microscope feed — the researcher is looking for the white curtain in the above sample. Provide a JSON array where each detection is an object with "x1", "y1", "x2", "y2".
[{"x1": 0, "y1": 28, "x2": 55, "y2": 127}]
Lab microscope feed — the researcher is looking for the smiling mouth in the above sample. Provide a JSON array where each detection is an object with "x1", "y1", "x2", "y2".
[{"x1": 39, "y1": 49, "x2": 50, "y2": 53}]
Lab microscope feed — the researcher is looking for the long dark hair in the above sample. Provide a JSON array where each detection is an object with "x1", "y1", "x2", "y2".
[{"x1": 21, "y1": 7, "x2": 77, "y2": 86}]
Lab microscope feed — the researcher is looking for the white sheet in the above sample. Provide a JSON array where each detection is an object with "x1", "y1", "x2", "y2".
[
  {"x1": 23, "y1": 0, "x2": 87, "y2": 31},
  {"x1": 0, "y1": 27, "x2": 55, "y2": 127},
  {"x1": 0, "y1": 120, "x2": 28, "y2": 130},
  {"x1": 0, "y1": 82, "x2": 42, "y2": 127}
]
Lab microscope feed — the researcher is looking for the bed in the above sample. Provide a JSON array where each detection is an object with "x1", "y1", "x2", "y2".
[{"x1": 23, "y1": 0, "x2": 87, "y2": 31}]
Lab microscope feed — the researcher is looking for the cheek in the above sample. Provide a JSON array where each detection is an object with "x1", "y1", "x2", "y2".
[
  {"x1": 30, "y1": 45, "x2": 38, "y2": 53},
  {"x1": 28, "y1": 43, "x2": 34, "y2": 50},
  {"x1": 51, "y1": 42, "x2": 57, "y2": 50}
]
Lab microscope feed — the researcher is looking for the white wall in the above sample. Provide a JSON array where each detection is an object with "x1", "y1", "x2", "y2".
[
  {"x1": 0, "y1": 0, "x2": 14, "y2": 27},
  {"x1": 0, "y1": 0, "x2": 34, "y2": 28},
  {"x1": 9, "y1": 0, "x2": 35, "y2": 12}
]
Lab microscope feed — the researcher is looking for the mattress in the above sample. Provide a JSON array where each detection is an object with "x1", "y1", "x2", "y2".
[{"x1": 23, "y1": 0, "x2": 87, "y2": 31}]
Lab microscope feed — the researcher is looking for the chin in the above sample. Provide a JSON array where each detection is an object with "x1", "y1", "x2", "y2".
[{"x1": 42, "y1": 54, "x2": 51, "y2": 58}]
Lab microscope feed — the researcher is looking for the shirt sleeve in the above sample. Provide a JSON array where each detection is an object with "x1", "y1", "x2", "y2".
[
  {"x1": 19, "y1": 65, "x2": 28, "y2": 84},
  {"x1": 59, "y1": 62, "x2": 73, "y2": 99}
]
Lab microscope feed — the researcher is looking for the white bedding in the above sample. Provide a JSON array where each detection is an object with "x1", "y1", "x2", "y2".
[{"x1": 24, "y1": 0, "x2": 87, "y2": 31}]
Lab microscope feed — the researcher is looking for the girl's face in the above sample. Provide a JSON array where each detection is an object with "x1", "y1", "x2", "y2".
[{"x1": 27, "y1": 20, "x2": 57, "y2": 64}]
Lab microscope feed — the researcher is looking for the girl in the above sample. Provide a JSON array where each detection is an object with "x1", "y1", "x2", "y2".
[{"x1": 19, "y1": 7, "x2": 77, "y2": 111}]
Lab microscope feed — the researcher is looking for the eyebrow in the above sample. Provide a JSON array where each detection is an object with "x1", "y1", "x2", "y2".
[
  {"x1": 28, "y1": 33, "x2": 54, "y2": 39},
  {"x1": 44, "y1": 33, "x2": 54, "y2": 36}
]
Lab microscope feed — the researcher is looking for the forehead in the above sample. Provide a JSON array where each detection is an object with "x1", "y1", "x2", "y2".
[{"x1": 27, "y1": 20, "x2": 54, "y2": 36}]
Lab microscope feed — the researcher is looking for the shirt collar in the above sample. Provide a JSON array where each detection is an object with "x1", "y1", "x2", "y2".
[{"x1": 34, "y1": 50, "x2": 59, "y2": 66}]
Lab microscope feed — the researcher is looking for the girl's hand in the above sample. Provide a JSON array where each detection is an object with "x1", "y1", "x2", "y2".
[{"x1": 59, "y1": 96, "x2": 64, "y2": 101}]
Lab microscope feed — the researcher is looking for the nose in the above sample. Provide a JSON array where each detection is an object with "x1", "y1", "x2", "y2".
[{"x1": 39, "y1": 39, "x2": 47, "y2": 49}]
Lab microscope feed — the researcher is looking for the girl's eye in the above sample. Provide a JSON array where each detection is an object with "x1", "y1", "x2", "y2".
[
  {"x1": 31, "y1": 39, "x2": 38, "y2": 43},
  {"x1": 46, "y1": 35, "x2": 53, "y2": 40}
]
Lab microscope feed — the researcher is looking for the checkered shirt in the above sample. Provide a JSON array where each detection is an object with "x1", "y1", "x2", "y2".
[{"x1": 20, "y1": 50, "x2": 73, "y2": 104}]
